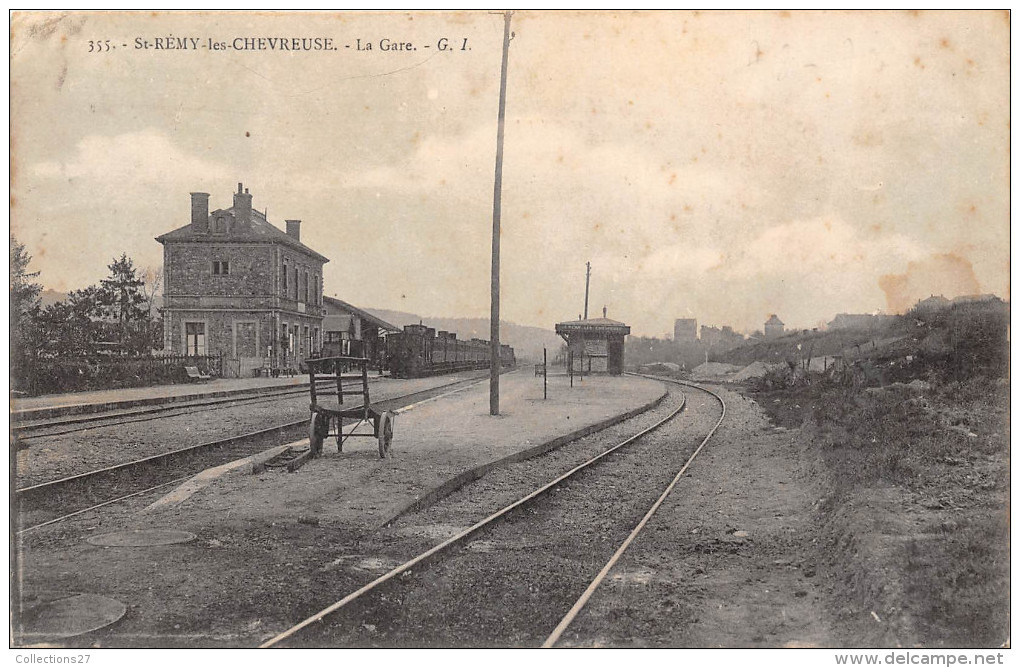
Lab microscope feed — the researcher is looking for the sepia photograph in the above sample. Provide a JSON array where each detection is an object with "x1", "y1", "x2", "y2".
[{"x1": 9, "y1": 9, "x2": 1011, "y2": 657}]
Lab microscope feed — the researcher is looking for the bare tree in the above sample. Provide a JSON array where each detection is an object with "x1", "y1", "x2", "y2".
[{"x1": 141, "y1": 265, "x2": 164, "y2": 318}]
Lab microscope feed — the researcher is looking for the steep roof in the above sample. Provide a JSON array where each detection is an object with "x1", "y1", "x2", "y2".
[
  {"x1": 765, "y1": 314, "x2": 784, "y2": 326},
  {"x1": 156, "y1": 207, "x2": 329, "y2": 263},
  {"x1": 323, "y1": 296, "x2": 400, "y2": 332}
]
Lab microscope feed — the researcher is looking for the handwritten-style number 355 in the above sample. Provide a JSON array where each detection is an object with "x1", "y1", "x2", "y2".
[{"x1": 88, "y1": 40, "x2": 112, "y2": 52}]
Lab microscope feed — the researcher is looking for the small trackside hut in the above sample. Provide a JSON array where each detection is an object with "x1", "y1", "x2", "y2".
[{"x1": 555, "y1": 308, "x2": 631, "y2": 376}]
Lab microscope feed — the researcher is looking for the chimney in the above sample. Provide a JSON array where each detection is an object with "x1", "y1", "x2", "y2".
[
  {"x1": 285, "y1": 219, "x2": 301, "y2": 241},
  {"x1": 603, "y1": 306, "x2": 607, "y2": 318},
  {"x1": 233, "y1": 182, "x2": 252, "y2": 219},
  {"x1": 190, "y1": 192, "x2": 210, "y2": 232}
]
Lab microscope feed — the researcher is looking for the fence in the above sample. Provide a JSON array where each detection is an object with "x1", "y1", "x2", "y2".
[{"x1": 12, "y1": 353, "x2": 223, "y2": 396}]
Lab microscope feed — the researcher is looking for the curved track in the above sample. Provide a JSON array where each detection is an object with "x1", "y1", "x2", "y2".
[
  {"x1": 543, "y1": 379, "x2": 726, "y2": 646},
  {"x1": 261, "y1": 376, "x2": 725, "y2": 648}
]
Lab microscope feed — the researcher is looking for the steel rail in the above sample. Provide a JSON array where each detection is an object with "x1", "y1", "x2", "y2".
[
  {"x1": 542, "y1": 378, "x2": 726, "y2": 647},
  {"x1": 15, "y1": 375, "x2": 493, "y2": 534},
  {"x1": 259, "y1": 382, "x2": 688, "y2": 648},
  {"x1": 14, "y1": 378, "x2": 380, "y2": 439},
  {"x1": 15, "y1": 374, "x2": 487, "y2": 496},
  {"x1": 16, "y1": 476, "x2": 193, "y2": 535}
]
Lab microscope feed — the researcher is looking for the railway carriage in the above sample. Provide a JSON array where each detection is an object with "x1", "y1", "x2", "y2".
[{"x1": 386, "y1": 325, "x2": 516, "y2": 378}]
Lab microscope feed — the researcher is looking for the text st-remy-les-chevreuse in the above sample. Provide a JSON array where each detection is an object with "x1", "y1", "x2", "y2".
[{"x1": 125, "y1": 35, "x2": 469, "y2": 52}]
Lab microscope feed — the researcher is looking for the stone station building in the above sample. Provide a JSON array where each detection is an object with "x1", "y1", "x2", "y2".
[{"x1": 157, "y1": 183, "x2": 330, "y2": 377}]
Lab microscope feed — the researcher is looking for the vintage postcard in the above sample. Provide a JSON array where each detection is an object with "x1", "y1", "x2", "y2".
[{"x1": 10, "y1": 10, "x2": 1010, "y2": 655}]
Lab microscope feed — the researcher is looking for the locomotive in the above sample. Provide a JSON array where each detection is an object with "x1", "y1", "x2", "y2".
[{"x1": 385, "y1": 324, "x2": 516, "y2": 378}]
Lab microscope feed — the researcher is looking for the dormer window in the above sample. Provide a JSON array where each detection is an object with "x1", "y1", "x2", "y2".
[
  {"x1": 212, "y1": 260, "x2": 230, "y2": 275},
  {"x1": 213, "y1": 215, "x2": 227, "y2": 234}
]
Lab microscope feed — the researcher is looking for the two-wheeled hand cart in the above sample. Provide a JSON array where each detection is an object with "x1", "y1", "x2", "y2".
[{"x1": 306, "y1": 356, "x2": 395, "y2": 459}]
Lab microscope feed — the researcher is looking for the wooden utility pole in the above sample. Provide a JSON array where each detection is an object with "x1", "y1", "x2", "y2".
[
  {"x1": 583, "y1": 261, "x2": 591, "y2": 320},
  {"x1": 490, "y1": 10, "x2": 512, "y2": 416}
]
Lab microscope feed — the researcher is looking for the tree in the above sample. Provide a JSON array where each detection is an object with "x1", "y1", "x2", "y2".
[
  {"x1": 11, "y1": 236, "x2": 43, "y2": 387},
  {"x1": 140, "y1": 265, "x2": 163, "y2": 319},
  {"x1": 139, "y1": 265, "x2": 164, "y2": 352},
  {"x1": 10, "y1": 235, "x2": 41, "y2": 330},
  {"x1": 98, "y1": 254, "x2": 147, "y2": 353}
]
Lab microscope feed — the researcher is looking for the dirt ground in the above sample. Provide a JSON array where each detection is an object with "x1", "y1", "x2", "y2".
[
  {"x1": 296, "y1": 382, "x2": 836, "y2": 648},
  {"x1": 263, "y1": 382, "x2": 834, "y2": 648},
  {"x1": 562, "y1": 385, "x2": 832, "y2": 647},
  {"x1": 18, "y1": 372, "x2": 1000, "y2": 648},
  {"x1": 14, "y1": 372, "x2": 665, "y2": 647}
]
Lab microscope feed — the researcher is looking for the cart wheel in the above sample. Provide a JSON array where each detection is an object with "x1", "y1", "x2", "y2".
[
  {"x1": 309, "y1": 413, "x2": 327, "y2": 457},
  {"x1": 378, "y1": 412, "x2": 394, "y2": 459}
]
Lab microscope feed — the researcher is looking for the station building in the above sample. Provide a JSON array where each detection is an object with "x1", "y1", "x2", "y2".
[
  {"x1": 157, "y1": 183, "x2": 329, "y2": 376},
  {"x1": 555, "y1": 308, "x2": 631, "y2": 375},
  {"x1": 321, "y1": 296, "x2": 400, "y2": 367}
]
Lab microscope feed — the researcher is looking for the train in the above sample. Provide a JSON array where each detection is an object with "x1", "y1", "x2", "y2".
[{"x1": 385, "y1": 324, "x2": 516, "y2": 378}]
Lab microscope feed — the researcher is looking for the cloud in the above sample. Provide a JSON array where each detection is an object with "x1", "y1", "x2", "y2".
[
  {"x1": 31, "y1": 130, "x2": 229, "y2": 185},
  {"x1": 324, "y1": 121, "x2": 948, "y2": 333},
  {"x1": 723, "y1": 216, "x2": 925, "y2": 280}
]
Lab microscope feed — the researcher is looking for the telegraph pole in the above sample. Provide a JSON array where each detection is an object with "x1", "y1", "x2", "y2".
[
  {"x1": 583, "y1": 261, "x2": 591, "y2": 319},
  {"x1": 490, "y1": 10, "x2": 512, "y2": 416}
]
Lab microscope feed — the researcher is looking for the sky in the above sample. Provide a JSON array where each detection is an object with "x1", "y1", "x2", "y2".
[{"x1": 10, "y1": 10, "x2": 1010, "y2": 337}]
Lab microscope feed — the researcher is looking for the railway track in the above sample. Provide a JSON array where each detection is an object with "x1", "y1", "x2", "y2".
[
  {"x1": 260, "y1": 376, "x2": 725, "y2": 648},
  {"x1": 15, "y1": 375, "x2": 489, "y2": 535},
  {"x1": 12, "y1": 379, "x2": 359, "y2": 441}
]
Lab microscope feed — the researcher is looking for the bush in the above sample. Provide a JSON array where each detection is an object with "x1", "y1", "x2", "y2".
[{"x1": 13, "y1": 355, "x2": 221, "y2": 396}]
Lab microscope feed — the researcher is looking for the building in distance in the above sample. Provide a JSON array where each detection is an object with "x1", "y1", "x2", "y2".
[
  {"x1": 673, "y1": 318, "x2": 697, "y2": 344},
  {"x1": 700, "y1": 324, "x2": 745, "y2": 351},
  {"x1": 764, "y1": 314, "x2": 785, "y2": 338}
]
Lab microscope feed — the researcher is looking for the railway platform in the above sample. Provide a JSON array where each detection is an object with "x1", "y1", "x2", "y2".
[
  {"x1": 11, "y1": 373, "x2": 376, "y2": 421},
  {"x1": 151, "y1": 372, "x2": 667, "y2": 530}
]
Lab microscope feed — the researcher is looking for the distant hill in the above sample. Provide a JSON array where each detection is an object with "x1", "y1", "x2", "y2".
[{"x1": 366, "y1": 308, "x2": 562, "y2": 362}]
